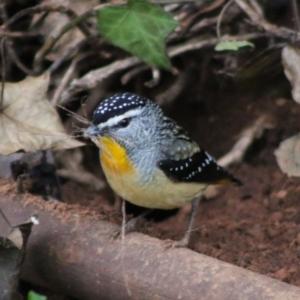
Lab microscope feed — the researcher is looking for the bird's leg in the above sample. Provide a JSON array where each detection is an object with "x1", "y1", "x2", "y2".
[
  {"x1": 111, "y1": 209, "x2": 153, "y2": 240},
  {"x1": 165, "y1": 196, "x2": 201, "y2": 248}
]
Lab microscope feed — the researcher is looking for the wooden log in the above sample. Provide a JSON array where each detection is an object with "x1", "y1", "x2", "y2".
[{"x1": 1, "y1": 194, "x2": 300, "y2": 300}]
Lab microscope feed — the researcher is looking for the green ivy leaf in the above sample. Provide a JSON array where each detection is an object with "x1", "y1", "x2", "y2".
[
  {"x1": 215, "y1": 40, "x2": 254, "y2": 52},
  {"x1": 98, "y1": 0, "x2": 177, "y2": 70},
  {"x1": 28, "y1": 291, "x2": 47, "y2": 300}
]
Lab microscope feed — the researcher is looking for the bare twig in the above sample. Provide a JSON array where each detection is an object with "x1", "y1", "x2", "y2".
[
  {"x1": 63, "y1": 32, "x2": 266, "y2": 102},
  {"x1": 61, "y1": 56, "x2": 141, "y2": 103},
  {"x1": 0, "y1": 4, "x2": 94, "y2": 74},
  {"x1": 191, "y1": 16, "x2": 218, "y2": 33},
  {"x1": 291, "y1": 0, "x2": 300, "y2": 33},
  {"x1": 144, "y1": 68, "x2": 161, "y2": 88},
  {"x1": 204, "y1": 115, "x2": 273, "y2": 198},
  {"x1": 57, "y1": 169, "x2": 106, "y2": 191},
  {"x1": 156, "y1": 71, "x2": 188, "y2": 105},
  {"x1": 51, "y1": 59, "x2": 77, "y2": 106},
  {"x1": 216, "y1": 0, "x2": 235, "y2": 39},
  {"x1": 5, "y1": 40, "x2": 36, "y2": 76},
  {"x1": 47, "y1": 38, "x2": 87, "y2": 74},
  {"x1": 217, "y1": 115, "x2": 273, "y2": 167},
  {"x1": 0, "y1": 31, "x2": 40, "y2": 38},
  {"x1": 121, "y1": 65, "x2": 149, "y2": 85},
  {"x1": 0, "y1": 37, "x2": 6, "y2": 109},
  {"x1": 248, "y1": 0, "x2": 263, "y2": 17},
  {"x1": 234, "y1": 0, "x2": 262, "y2": 23},
  {"x1": 33, "y1": 9, "x2": 94, "y2": 74},
  {"x1": 1, "y1": 5, "x2": 91, "y2": 36},
  {"x1": 0, "y1": 207, "x2": 12, "y2": 228},
  {"x1": 58, "y1": 105, "x2": 91, "y2": 126},
  {"x1": 168, "y1": 32, "x2": 266, "y2": 57},
  {"x1": 234, "y1": 0, "x2": 300, "y2": 41},
  {"x1": 94, "y1": 0, "x2": 197, "y2": 6},
  {"x1": 150, "y1": 0, "x2": 199, "y2": 3}
]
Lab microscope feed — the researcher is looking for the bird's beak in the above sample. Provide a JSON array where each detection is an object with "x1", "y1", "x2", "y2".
[{"x1": 84, "y1": 124, "x2": 101, "y2": 138}]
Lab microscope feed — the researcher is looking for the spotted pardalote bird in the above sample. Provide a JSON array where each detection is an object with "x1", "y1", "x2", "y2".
[{"x1": 85, "y1": 93, "x2": 241, "y2": 247}]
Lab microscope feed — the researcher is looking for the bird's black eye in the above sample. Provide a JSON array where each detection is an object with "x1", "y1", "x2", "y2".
[{"x1": 119, "y1": 118, "x2": 130, "y2": 128}]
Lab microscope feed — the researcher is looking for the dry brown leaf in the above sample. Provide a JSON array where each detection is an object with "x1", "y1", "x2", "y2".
[
  {"x1": 0, "y1": 73, "x2": 84, "y2": 155},
  {"x1": 282, "y1": 45, "x2": 300, "y2": 104},
  {"x1": 275, "y1": 133, "x2": 300, "y2": 177}
]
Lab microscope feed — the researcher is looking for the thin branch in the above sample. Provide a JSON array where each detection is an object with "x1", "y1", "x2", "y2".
[
  {"x1": 6, "y1": 40, "x2": 36, "y2": 76},
  {"x1": 291, "y1": 0, "x2": 300, "y2": 33},
  {"x1": 149, "y1": 0, "x2": 199, "y2": 3},
  {"x1": 47, "y1": 38, "x2": 86, "y2": 74},
  {"x1": 1, "y1": 5, "x2": 91, "y2": 36},
  {"x1": 168, "y1": 32, "x2": 266, "y2": 57},
  {"x1": 0, "y1": 31, "x2": 40, "y2": 38},
  {"x1": 61, "y1": 56, "x2": 141, "y2": 103},
  {"x1": 0, "y1": 207, "x2": 12, "y2": 228},
  {"x1": 144, "y1": 68, "x2": 161, "y2": 88},
  {"x1": 62, "y1": 32, "x2": 266, "y2": 102},
  {"x1": 234, "y1": 0, "x2": 300, "y2": 41},
  {"x1": 217, "y1": 115, "x2": 273, "y2": 167},
  {"x1": 204, "y1": 115, "x2": 273, "y2": 199},
  {"x1": 0, "y1": 4, "x2": 93, "y2": 74},
  {"x1": 156, "y1": 71, "x2": 188, "y2": 105},
  {"x1": 57, "y1": 169, "x2": 106, "y2": 191},
  {"x1": 33, "y1": 9, "x2": 94, "y2": 74},
  {"x1": 217, "y1": 0, "x2": 235, "y2": 39},
  {"x1": 234, "y1": 0, "x2": 261, "y2": 23},
  {"x1": 51, "y1": 59, "x2": 77, "y2": 106},
  {"x1": 92, "y1": 0, "x2": 198, "y2": 8},
  {"x1": 0, "y1": 37, "x2": 6, "y2": 109},
  {"x1": 57, "y1": 105, "x2": 91, "y2": 125},
  {"x1": 121, "y1": 65, "x2": 149, "y2": 85},
  {"x1": 248, "y1": 0, "x2": 263, "y2": 16},
  {"x1": 191, "y1": 16, "x2": 218, "y2": 33}
]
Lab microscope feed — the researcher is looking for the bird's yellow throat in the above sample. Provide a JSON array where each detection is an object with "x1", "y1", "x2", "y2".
[{"x1": 99, "y1": 136, "x2": 134, "y2": 173}]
